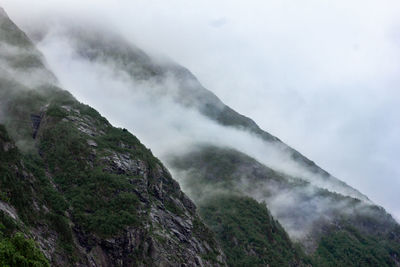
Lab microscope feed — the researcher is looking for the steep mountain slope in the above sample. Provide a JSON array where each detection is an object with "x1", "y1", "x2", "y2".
[
  {"x1": 198, "y1": 195, "x2": 311, "y2": 266},
  {"x1": 0, "y1": 7, "x2": 225, "y2": 266},
  {"x1": 29, "y1": 22, "x2": 400, "y2": 266},
  {"x1": 55, "y1": 27, "x2": 367, "y2": 202},
  {"x1": 0, "y1": 126, "x2": 51, "y2": 266},
  {"x1": 171, "y1": 145, "x2": 400, "y2": 265},
  {"x1": 2, "y1": 6, "x2": 400, "y2": 266}
]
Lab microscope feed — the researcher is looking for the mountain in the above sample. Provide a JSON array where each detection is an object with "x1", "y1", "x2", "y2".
[
  {"x1": 44, "y1": 22, "x2": 400, "y2": 266},
  {"x1": 57, "y1": 26, "x2": 368, "y2": 202},
  {"x1": 0, "y1": 8, "x2": 225, "y2": 266},
  {"x1": 171, "y1": 145, "x2": 400, "y2": 265},
  {"x1": 1, "y1": 6, "x2": 400, "y2": 266}
]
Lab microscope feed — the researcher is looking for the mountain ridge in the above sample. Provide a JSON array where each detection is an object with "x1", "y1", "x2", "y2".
[
  {"x1": 1, "y1": 6, "x2": 400, "y2": 266},
  {"x1": 49, "y1": 25, "x2": 368, "y2": 203},
  {"x1": 0, "y1": 8, "x2": 226, "y2": 266}
]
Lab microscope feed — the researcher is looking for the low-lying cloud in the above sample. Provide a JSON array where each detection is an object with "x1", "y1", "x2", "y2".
[
  {"x1": 1, "y1": 0, "x2": 400, "y2": 223},
  {"x1": 32, "y1": 28, "x2": 369, "y2": 204}
]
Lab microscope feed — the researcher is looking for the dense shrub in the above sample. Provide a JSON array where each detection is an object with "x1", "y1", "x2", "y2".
[
  {"x1": 199, "y1": 195, "x2": 308, "y2": 266},
  {"x1": 40, "y1": 121, "x2": 140, "y2": 236},
  {"x1": 0, "y1": 232, "x2": 49, "y2": 267},
  {"x1": 314, "y1": 227, "x2": 399, "y2": 267}
]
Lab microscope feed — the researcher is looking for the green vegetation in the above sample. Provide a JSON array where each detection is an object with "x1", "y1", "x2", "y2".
[
  {"x1": 1, "y1": 124, "x2": 77, "y2": 260},
  {"x1": 199, "y1": 195, "x2": 308, "y2": 266},
  {"x1": 198, "y1": 193, "x2": 400, "y2": 266},
  {"x1": 192, "y1": 216, "x2": 221, "y2": 263},
  {"x1": 0, "y1": 16, "x2": 47, "y2": 71},
  {"x1": 0, "y1": 74, "x2": 199, "y2": 262},
  {"x1": 0, "y1": 212, "x2": 49, "y2": 267},
  {"x1": 174, "y1": 144, "x2": 400, "y2": 266},
  {"x1": 0, "y1": 212, "x2": 18, "y2": 237},
  {"x1": 94, "y1": 126, "x2": 159, "y2": 167},
  {"x1": 314, "y1": 226, "x2": 400, "y2": 267},
  {"x1": 0, "y1": 85, "x2": 157, "y2": 258},
  {"x1": 73, "y1": 31, "x2": 160, "y2": 80},
  {"x1": 0, "y1": 232, "x2": 50, "y2": 267},
  {"x1": 170, "y1": 145, "x2": 289, "y2": 203},
  {"x1": 2, "y1": 11, "x2": 400, "y2": 264},
  {"x1": 46, "y1": 104, "x2": 67, "y2": 118},
  {"x1": 0, "y1": 10, "x2": 231, "y2": 265},
  {"x1": 39, "y1": 120, "x2": 141, "y2": 236},
  {"x1": 0, "y1": 125, "x2": 37, "y2": 224},
  {"x1": 69, "y1": 170, "x2": 140, "y2": 236},
  {"x1": 0, "y1": 11, "x2": 35, "y2": 48}
]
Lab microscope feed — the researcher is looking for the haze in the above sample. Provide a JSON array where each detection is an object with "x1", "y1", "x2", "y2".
[{"x1": 1, "y1": 0, "x2": 400, "y2": 221}]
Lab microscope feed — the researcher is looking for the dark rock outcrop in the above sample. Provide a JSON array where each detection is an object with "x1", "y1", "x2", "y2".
[{"x1": 0, "y1": 7, "x2": 225, "y2": 266}]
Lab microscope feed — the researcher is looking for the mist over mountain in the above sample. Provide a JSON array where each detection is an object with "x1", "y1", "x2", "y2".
[
  {"x1": 3, "y1": 0, "x2": 400, "y2": 223},
  {"x1": 1, "y1": 2, "x2": 400, "y2": 267},
  {"x1": 0, "y1": 8, "x2": 227, "y2": 266}
]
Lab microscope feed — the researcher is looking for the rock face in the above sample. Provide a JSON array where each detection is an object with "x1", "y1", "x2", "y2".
[
  {"x1": 0, "y1": 7, "x2": 225, "y2": 266},
  {"x1": 59, "y1": 25, "x2": 367, "y2": 203},
  {"x1": 2, "y1": 5, "x2": 400, "y2": 267},
  {"x1": 0, "y1": 97, "x2": 226, "y2": 267},
  {"x1": 49, "y1": 16, "x2": 400, "y2": 267}
]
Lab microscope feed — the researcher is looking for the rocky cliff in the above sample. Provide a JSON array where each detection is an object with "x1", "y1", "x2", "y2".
[
  {"x1": 0, "y1": 7, "x2": 225, "y2": 266},
  {"x1": 1, "y1": 5, "x2": 400, "y2": 267},
  {"x1": 46, "y1": 23, "x2": 400, "y2": 266}
]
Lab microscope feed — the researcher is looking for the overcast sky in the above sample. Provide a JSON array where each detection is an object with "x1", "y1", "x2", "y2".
[{"x1": 2, "y1": 0, "x2": 400, "y2": 221}]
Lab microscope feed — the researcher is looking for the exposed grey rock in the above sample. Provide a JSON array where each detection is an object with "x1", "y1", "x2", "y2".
[
  {"x1": 87, "y1": 139, "x2": 98, "y2": 147},
  {"x1": 0, "y1": 6, "x2": 223, "y2": 266},
  {"x1": 66, "y1": 114, "x2": 105, "y2": 137},
  {"x1": 0, "y1": 200, "x2": 18, "y2": 220},
  {"x1": 102, "y1": 151, "x2": 147, "y2": 177}
]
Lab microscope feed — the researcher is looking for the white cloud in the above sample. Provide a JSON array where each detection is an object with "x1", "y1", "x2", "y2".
[{"x1": 2, "y1": 0, "x2": 400, "y2": 221}]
